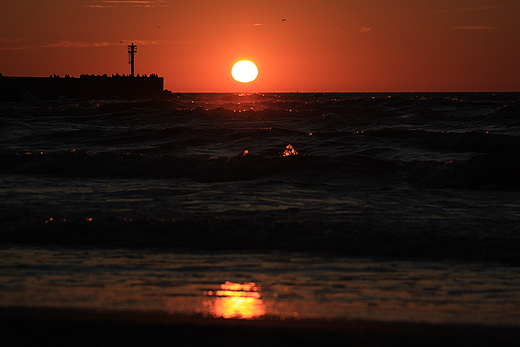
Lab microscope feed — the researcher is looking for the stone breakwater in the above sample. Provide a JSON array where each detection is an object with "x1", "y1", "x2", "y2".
[{"x1": 0, "y1": 74, "x2": 166, "y2": 100}]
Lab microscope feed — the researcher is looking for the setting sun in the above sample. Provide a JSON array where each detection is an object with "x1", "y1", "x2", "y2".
[{"x1": 231, "y1": 60, "x2": 258, "y2": 83}]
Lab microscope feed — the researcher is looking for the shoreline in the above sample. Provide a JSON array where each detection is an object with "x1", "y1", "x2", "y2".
[{"x1": 1, "y1": 307, "x2": 519, "y2": 346}]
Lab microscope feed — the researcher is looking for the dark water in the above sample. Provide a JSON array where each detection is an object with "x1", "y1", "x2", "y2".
[
  {"x1": 1, "y1": 92, "x2": 520, "y2": 324},
  {"x1": 1, "y1": 92, "x2": 520, "y2": 263}
]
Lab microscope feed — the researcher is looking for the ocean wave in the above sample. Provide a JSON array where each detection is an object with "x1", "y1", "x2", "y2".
[
  {"x1": 408, "y1": 154, "x2": 520, "y2": 189},
  {"x1": 0, "y1": 149, "x2": 406, "y2": 184},
  {"x1": 0, "y1": 150, "x2": 310, "y2": 182},
  {"x1": 3, "y1": 147, "x2": 519, "y2": 189},
  {"x1": 2, "y1": 210, "x2": 519, "y2": 265},
  {"x1": 363, "y1": 128, "x2": 520, "y2": 154}
]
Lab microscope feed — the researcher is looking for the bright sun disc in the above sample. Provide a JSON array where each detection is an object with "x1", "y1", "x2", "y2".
[{"x1": 231, "y1": 60, "x2": 258, "y2": 83}]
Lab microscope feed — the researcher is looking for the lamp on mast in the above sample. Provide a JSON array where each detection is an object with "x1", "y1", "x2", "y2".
[{"x1": 128, "y1": 43, "x2": 137, "y2": 76}]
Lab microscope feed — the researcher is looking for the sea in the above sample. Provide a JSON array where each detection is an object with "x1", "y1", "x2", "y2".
[{"x1": 1, "y1": 92, "x2": 520, "y2": 326}]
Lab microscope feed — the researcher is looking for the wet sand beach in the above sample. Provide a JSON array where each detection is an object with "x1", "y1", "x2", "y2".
[{"x1": 2, "y1": 307, "x2": 520, "y2": 347}]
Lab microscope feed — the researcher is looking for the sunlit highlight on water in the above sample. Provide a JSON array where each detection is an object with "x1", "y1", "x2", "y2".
[
  {"x1": 282, "y1": 144, "x2": 298, "y2": 157},
  {"x1": 204, "y1": 281, "x2": 265, "y2": 319}
]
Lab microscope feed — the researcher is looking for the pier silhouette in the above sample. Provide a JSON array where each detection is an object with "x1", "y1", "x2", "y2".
[{"x1": 0, "y1": 44, "x2": 166, "y2": 100}]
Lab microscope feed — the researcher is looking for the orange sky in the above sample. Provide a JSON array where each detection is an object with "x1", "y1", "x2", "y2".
[{"x1": 1, "y1": 1, "x2": 519, "y2": 92}]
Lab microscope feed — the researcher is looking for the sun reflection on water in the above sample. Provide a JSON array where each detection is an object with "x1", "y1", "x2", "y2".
[{"x1": 204, "y1": 281, "x2": 265, "y2": 319}]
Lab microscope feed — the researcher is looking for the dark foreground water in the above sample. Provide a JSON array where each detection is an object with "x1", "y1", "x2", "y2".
[{"x1": 1, "y1": 93, "x2": 519, "y2": 325}]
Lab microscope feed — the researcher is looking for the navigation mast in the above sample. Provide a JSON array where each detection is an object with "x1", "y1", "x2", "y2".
[{"x1": 128, "y1": 42, "x2": 137, "y2": 76}]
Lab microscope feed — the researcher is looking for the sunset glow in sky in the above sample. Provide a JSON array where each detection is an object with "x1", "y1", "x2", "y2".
[{"x1": 1, "y1": 1, "x2": 519, "y2": 92}]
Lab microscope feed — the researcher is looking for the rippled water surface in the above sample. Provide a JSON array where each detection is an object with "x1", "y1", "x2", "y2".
[
  {"x1": 1, "y1": 247, "x2": 519, "y2": 326},
  {"x1": 1, "y1": 93, "x2": 520, "y2": 326}
]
